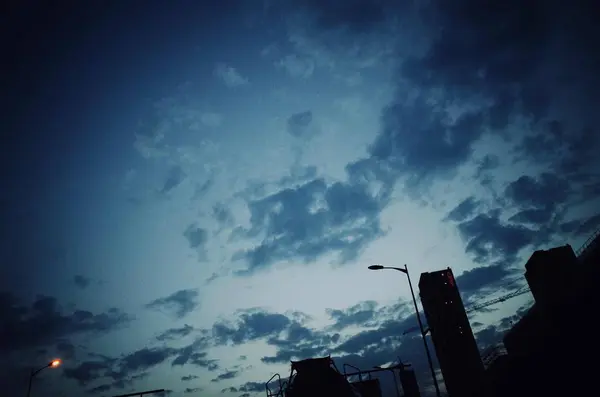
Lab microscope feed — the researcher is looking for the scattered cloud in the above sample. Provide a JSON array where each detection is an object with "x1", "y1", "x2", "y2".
[
  {"x1": 182, "y1": 374, "x2": 199, "y2": 381},
  {"x1": 211, "y1": 370, "x2": 240, "y2": 382},
  {"x1": 156, "y1": 324, "x2": 196, "y2": 342},
  {"x1": 287, "y1": 110, "x2": 314, "y2": 138},
  {"x1": 445, "y1": 197, "x2": 481, "y2": 222},
  {"x1": 456, "y1": 209, "x2": 536, "y2": 266},
  {"x1": 214, "y1": 63, "x2": 249, "y2": 87},
  {"x1": 232, "y1": 160, "x2": 393, "y2": 275},
  {"x1": 161, "y1": 165, "x2": 186, "y2": 194},
  {"x1": 145, "y1": 289, "x2": 200, "y2": 319},
  {"x1": 276, "y1": 54, "x2": 315, "y2": 79},
  {"x1": 73, "y1": 275, "x2": 91, "y2": 289},
  {"x1": 200, "y1": 112, "x2": 223, "y2": 128},
  {"x1": 0, "y1": 292, "x2": 132, "y2": 354}
]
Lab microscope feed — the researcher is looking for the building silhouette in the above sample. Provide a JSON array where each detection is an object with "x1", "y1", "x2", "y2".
[
  {"x1": 484, "y1": 232, "x2": 600, "y2": 397},
  {"x1": 398, "y1": 366, "x2": 421, "y2": 397},
  {"x1": 419, "y1": 268, "x2": 484, "y2": 397}
]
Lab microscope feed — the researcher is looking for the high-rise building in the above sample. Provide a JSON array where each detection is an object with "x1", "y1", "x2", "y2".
[{"x1": 418, "y1": 268, "x2": 484, "y2": 397}]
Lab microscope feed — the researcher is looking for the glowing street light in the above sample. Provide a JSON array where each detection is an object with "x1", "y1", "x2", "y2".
[{"x1": 27, "y1": 359, "x2": 62, "y2": 397}]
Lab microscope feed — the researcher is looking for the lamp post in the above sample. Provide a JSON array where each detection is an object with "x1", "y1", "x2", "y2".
[
  {"x1": 26, "y1": 359, "x2": 61, "y2": 397},
  {"x1": 368, "y1": 264, "x2": 441, "y2": 397}
]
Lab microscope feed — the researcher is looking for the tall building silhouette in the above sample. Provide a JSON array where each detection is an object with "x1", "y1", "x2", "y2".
[{"x1": 419, "y1": 268, "x2": 484, "y2": 397}]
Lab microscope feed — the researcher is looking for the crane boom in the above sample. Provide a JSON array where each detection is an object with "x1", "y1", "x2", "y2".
[{"x1": 465, "y1": 285, "x2": 530, "y2": 314}]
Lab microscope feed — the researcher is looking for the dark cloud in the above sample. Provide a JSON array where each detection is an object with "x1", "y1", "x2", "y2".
[
  {"x1": 213, "y1": 203, "x2": 235, "y2": 226},
  {"x1": 0, "y1": 292, "x2": 131, "y2": 354},
  {"x1": 183, "y1": 224, "x2": 209, "y2": 250},
  {"x1": 505, "y1": 173, "x2": 570, "y2": 213},
  {"x1": 445, "y1": 197, "x2": 480, "y2": 222},
  {"x1": 156, "y1": 324, "x2": 195, "y2": 341},
  {"x1": 56, "y1": 340, "x2": 76, "y2": 359},
  {"x1": 211, "y1": 370, "x2": 240, "y2": 382},
  {"x1": 221, "y1": 386, "x2": 238, "y2": 393},
  {"x1": 120, "y1": 347, "x2": 176, "y2": 372},
  {"x1": 161, "y1": 165, "x2": 186, "y2": 194},
  {"x1": 238, "y1": 381, "x2": 265, "y2": 393},
  {"x1": 64, "y1": 359, "x2": 114, "y2": 386},
  {"x1": 297, "y1": 0, "x2": 395, "y2": 33},
  {"x1": 145, "y1": 289, "x2": 200, "y2": 319},
  {"x1": 212, "y1": 310, "x2": 292, "y2": 345},
  {"x1": 326, "y1": 300, "x2": 378, "y2": 330},
  {"x1": 287, "y1": 110, "x2": 313, "y2": 138},
  {"x1": 184, "y1": 387, "x2": 203, "y2": 393},
  {"x1": 474, "y1": 155, "x2": 500, "y2": 179},
  {"x1": 73, "y1": 275, "x2": 91, "y2": 289},
  {"x1": 370, "y1": 97, "x2": 486, "y2": 187},
  {"x1": 172, "y1": 342, "x2": 219, "y2": 370},
  {"x1": 65, "y1": 340, "x2": 216, "y2": 389},
  {"x1": 232, "y1": 163, "x2": 391, "y2": 274},
  {"x1": 456, "y1": 209, "x2": 536, "y2": 266},
  {"x1": 192, "y1": 177, "x2": 214, "y2": 200},
  {"x1": 454, "y1": 265, "x2": 515, "y2": 303},
  {"x1": 182, "y1": 374, "x2": 199, "y2": 381},
  {"x1": 560, "y1": 213, "x2": 600, "y2": 238}
]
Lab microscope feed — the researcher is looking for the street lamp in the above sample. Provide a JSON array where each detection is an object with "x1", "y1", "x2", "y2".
[
  {"x1": 27, "y1": 359, "x2": 61, "y2": 397},
  {"x1": 368, "y1": 264, "x2": 441, "y2": 397}
]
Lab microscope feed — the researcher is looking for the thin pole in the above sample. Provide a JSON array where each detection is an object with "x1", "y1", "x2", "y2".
[
  {"x1": 405, "y1": 264, "x2": 441, "y2": 397},
  {"x1": 26, "y1": 369, "x2": 34, "y2": 397},
  {"x1": 390, "y1": 369, "x2": 401, "y2": 397}
]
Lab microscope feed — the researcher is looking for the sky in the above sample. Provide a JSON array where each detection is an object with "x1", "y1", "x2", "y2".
[{"x1": 2, "y1": 0, "x2": 600, "y2": 396}]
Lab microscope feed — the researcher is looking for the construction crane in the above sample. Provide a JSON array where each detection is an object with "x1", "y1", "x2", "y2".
[{"x1": 465, "y1": 283, "x2": 530, "y2": 314}]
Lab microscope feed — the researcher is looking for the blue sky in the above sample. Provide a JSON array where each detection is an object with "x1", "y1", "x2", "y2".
[{"x1": 2, "y1": 1, "x2": 600, "y2": 396}]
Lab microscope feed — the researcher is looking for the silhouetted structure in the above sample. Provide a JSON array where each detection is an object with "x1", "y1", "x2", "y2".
[
  {"x1": 398, "y1": 366, "x2": 421, "y2": 397},
  {"x1": 489, "y1": 231, "x2": 600, "y2": 397},
  {"x1": 419, "y1": 268, "x2": 484, "y2": 397},
  {"x1": 350, "y1": 378, "x2": 382, "y2": 397},
  {"x1": 272, "y1": 356, "x2": 360, "y2": 397}
]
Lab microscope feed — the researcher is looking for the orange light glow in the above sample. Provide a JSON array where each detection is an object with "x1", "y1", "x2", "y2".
[{"x1": 50, "y1": 359, "x2": 61, "y2": 367}]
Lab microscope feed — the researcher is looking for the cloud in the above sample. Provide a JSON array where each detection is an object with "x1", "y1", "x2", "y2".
[
  {"x1": 56, "y1": 340, "x2": 76, "y2": 359},
  {"x1": 73, "y1": 275, "x2": 91, "y2": 289},
  {"x1": 172, "y1": 348, "x2": 219, "y2": 370},
  {"x1": 232, "y1": 161, "x2": 392, "y2": 275},
  {"x1": 182, "y1": 374, "x2": 199, "y2": 381},
  {"x1": 0, "y1": 292, "x2": 132, "y2": 354},
  {"x1": 156, "y1": 324, "x2": 196, "y2": 341},
  {"x1": 213, "y1": 203, "x2": 235, "y2": 226},
  {"x1": 184, "y1": 387, "x2": 203, "y2": 393},
  {"x1": 65, "y1": 340, "x2": 217, "y2": 388},
  {"x1": 120, "y1": 347, "x2": 177, "y2": 372},
  {"x1": 445, "y1": 197, "x2": 481, "y2": 222},
  {"x1": 145, "y1": 289, "x2": 200, "y2": 319},
  {"x1": 456, "y1": 209, "x2": 536, "y2": 266},
  {"x1": 184, "y1": 225, "x2": 209, "y2": 249},
  {"x1": 370, "y1": 97, "x2": 487, "y2": 187},
  {"x1": 161, "y1": 165, "x2": 186, "y2": 194},
  {"x1": 287, "y1": 110, "x2": 314, "y2": 138},
  {"x1": 326, "y1": 300, "x2": 378, "y2": 331},
  {"x1": 214, "y1": 63, "x2": 249, "y2": 87},
  {"x1": 200, "y1": 112, "x2": 223, "y2": 128},
  {"x1": 212, "y1": 309, "x2": 292, "y2": 345},
  {"x1": 211, "y1": 370, "x2": 240, "y2": 382},
  {"x1": 276, "y1": 54, "x2": 315, "y2": 79},
  {"x1": 454, "y1": 265, "x2": 516, "y2": 302}
]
